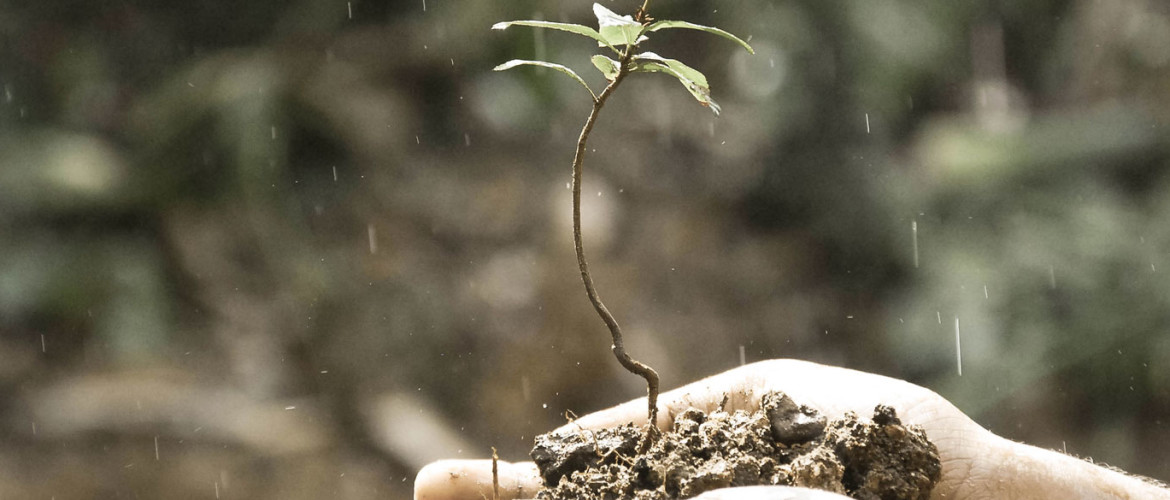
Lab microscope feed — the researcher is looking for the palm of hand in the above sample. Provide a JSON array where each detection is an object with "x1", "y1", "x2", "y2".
[{"x1": 416, "y1": 359, "x2": 1003, "y2": 500}]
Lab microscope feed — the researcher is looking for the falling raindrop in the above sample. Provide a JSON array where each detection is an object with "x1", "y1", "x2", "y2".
[
  {"x1": 739, "y1": 345, "x2": 745, "y2": 366},
  {"x1": 911, "y1": 220, "x2": 919, "y2": 268},
  {"x1": 368, "y1": 224, "x2": 378, "y2": 254},
  {"x1": 954, "y1": 317, "x2": 962, "y2": 377},
  {"x1": 865, "y1": 113, "x2": 871, "y2": 134}
]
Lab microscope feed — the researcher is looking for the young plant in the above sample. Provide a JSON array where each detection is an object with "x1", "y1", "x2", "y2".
[{"x1": 493, "y1": 2, "x2": 753, "y2": 435}]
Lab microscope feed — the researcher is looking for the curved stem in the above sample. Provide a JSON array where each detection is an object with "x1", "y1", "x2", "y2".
[{"x1": 571, "y1": 46, "x2": 660, "y2": 432}]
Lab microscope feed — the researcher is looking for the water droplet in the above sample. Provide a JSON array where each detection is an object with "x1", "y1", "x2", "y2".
[{"x1": 954, "y1": 317, "x2": 962, "y2": 377}]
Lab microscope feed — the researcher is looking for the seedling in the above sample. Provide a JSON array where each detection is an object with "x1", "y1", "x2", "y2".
[{"x1": 493, "y1": 2, "x2": 752, "y2": 437}]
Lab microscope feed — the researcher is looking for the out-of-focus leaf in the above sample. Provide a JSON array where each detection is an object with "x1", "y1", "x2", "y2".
[
  {"x1": 593, "y1": 3, "x2": 647, "y2": 47},
  {"x1": 591, "y1": 55, "x2": 619, "y2": 81},
  {"x1": 631, "y1": 52, "x2": 721, "y2": 115},
  {"x1": 0, "y1": 131, "x2": 132, "y2": 215},
  {"x1": 493, "y1": 60, "x2": 597, "y2": 100},
  {"x1": 646, "y1": 20, "x2": 755, "y2": 54}
]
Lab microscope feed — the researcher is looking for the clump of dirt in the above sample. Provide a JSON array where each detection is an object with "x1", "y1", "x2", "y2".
[{"x1": 530, "y1": 392, "x2": 940, "y2": 500}]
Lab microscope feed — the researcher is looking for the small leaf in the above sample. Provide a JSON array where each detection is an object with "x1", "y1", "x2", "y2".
[
  {"x1": 492, "y1": 20, "x2": 614, "y2": 51},
  {"x1": 590, "y1": 55, "x2": 619, "y2": 81},
  {"x1": 494, "y1": 59, "x2": 597, "y2": 100},
  {"x1": 634, "y1": 53, "x2": 709, "y2": 87},
  {"x1": 646, "y1": 20, "x2": 755, "y2": 54},
  {"x1": 592, "y1": 3, "x2": 648, "y2": 48},
  {"x1": 630, "y1": 52, "x2": 721, "y2": 115}
]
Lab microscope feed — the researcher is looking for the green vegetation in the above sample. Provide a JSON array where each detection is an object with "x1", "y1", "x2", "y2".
[{"x1": 493, "y1": 2, "x2": 753, "y2": 431}]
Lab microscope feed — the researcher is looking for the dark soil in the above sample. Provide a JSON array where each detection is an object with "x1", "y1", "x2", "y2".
[{"x1": 530, "y1": 392, "x2": 941, "y2": 500}]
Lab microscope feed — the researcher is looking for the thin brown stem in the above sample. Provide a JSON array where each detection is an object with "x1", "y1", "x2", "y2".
[
  {"x1": 635, "y1": 1, "x2": 653, "y2": 24},
  {"x1": 571, "y1": 44, "x2": 660, "y2": 436},
  {"x1": 491, "y1": 447, "x2": 500, "y2": 500}
]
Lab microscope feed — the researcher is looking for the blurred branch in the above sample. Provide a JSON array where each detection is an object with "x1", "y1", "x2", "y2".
[
  {"x1": 914, "y1": 104, "x2": 1164, "y2": 190},
  {"x1": 15, "y1": 371, "x2": 332, "y2": 456}
]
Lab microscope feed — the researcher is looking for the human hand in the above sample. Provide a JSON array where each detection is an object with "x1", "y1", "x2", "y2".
[{"x1": 414, "y1": 359, "x2": 1170, "y2": 500}]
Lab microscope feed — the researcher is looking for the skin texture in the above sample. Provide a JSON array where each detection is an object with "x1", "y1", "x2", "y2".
[{"x1": 414, "y1": 359, "x2": 1170, "y2": 500}]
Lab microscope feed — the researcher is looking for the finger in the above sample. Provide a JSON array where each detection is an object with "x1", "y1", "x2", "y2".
[
  {"x1": 414, "y1": 459, "x2": 542, "y2": 500},
  {"x1": 693, "y1": 485, "x2": 853, "y2": 500}
]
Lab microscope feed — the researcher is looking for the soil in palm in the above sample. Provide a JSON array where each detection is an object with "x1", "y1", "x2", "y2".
[{"x1": 530, "y1": 391, "x2": 941, "y2": 500}]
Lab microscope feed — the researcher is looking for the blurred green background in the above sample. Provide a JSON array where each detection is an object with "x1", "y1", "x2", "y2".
[{"x1": 2, "y1": 0, "x2": 1169, "y2": 498}]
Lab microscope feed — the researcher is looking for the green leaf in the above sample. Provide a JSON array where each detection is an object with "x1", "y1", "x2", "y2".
[
  {"x1": 491, "y1": 20, "x2": 615, "y2": 52},
  {"x1": 630, "y1": 52, "x2": 721, "y2": 115},
  {"x1": 590, "y1": 55, "x2": 619, "y2": 81},
  {"x1": 494, "y1": 59, "x2": 597, "y2": 100},
  {"x1": 592, "y1": 3, "x2": 648, "y2": 48},
  {"x1": 646, "y1": 20, "x2": 755, "y2": 54}
]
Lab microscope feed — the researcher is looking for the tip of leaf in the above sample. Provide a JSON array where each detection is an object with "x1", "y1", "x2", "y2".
[
  {"x1": 491, "y1": 22, "x2": 509, "y2": 30},
  {"x1": 702, "y1": 100, "x2": 722, "y2": 116}
]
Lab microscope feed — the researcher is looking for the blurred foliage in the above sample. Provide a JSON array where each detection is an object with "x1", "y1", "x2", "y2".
[{"x1": 1, "y1": 0, "x2": 1169, "y2": 498}]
